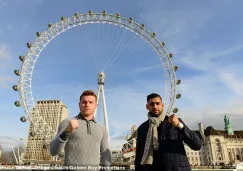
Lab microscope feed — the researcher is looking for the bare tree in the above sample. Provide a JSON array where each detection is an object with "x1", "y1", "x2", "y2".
[{"x1": 0, "y1": 151, "x2": 14, "y2": 164}]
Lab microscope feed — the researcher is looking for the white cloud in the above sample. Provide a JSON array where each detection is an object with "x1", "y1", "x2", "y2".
[
  {"x1": 177, "y1": 45, "x2": 243, "y2": 72},
  {"x1": 114, "y1": 64, "x2": 162, "y2": 76},
  {"x1": 0, "y1": 44, "x2": 11, "y2": 60},
  {"x1": 218, "y1": 66, "x2": 243, "y2": 96},
  {"x1": 0, "y1": 44, "x2": 15, "y2": 88},
  {"x1": 175, "y1": 66, "x2": 243, "y2": 130},
  {"x1": 0, "y1": 76, "x2": 14, "y2": 88},
  {"x1": 140, "y1": 7, "x2": 211, "y2": 50},
  {"x1": 109, "y1": 132, "x2": 128, "y2": 150},
  {"x1": 0, "y1": 136, "x2": 25, "y2": 150},
  {"x1": 0, "y1": 0, "x2": 7, "y2": 10},
  {"x1": 33, "y1": 0, "x2": 44, "y2": 4},
  {"x1": 7, "y1": 24, "x2": 13, "y2": 31},
  {"x1": 22, "y1": 23, "x2": 29, "y2": 30}
]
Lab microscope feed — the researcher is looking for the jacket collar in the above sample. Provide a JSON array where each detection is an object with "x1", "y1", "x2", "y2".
[{"x1": 76, "y1": 113, "x2": 97, "y2": 123}]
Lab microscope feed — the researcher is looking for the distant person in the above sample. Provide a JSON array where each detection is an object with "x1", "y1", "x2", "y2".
[
  {"x1": 212, "y1": 161, "x2": 215, "y2": 169},
  {"x1": 134, "y1": 93, "x2": 202, "y2": 171},
  {"x1": 50, "y1": 90, "x2": 111, "y2": 170}
]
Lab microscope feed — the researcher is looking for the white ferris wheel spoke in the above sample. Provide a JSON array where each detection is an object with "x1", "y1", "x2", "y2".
[
  {"x1": 108, "y1": 34, "x2": 137, "y2": 70},
  {"x1": 103, "y1": 26, "x2": 128, "y2": 71}
]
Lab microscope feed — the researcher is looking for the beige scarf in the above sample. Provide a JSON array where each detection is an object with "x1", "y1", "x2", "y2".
[{"x1": 140, "y1": 110, "x2": 166, "y2": 165}]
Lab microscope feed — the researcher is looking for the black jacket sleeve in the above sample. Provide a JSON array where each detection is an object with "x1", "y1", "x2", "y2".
[
  {"x1": 179, "y1": 119, "x2": 203, "y2": 151},
  {"x1": 134, "y1": 127, "x2": 142, "y2": 171}
]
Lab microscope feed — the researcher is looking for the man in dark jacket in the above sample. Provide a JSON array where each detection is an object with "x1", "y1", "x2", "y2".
[{"x1": 134, "y1": 93, "x2": 202, "y2": 171}]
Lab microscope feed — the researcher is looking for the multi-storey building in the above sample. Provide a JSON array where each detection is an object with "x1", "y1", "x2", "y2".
[
  {"x1": 112, "y1": 150, "x2": 122, "y2": 163},
  {"x1": 24, "y1": 100, "x2": 68, "y2": 162},
  {"x1": 185, "y1": 115, "x2": 243, "y2": 166}
]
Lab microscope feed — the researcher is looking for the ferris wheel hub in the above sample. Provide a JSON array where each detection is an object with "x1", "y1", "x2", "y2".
[{"x1": 98, "y1": 71, "x2": 105, "y2": 85}]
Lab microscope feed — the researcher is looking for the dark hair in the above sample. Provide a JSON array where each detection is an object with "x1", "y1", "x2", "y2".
[
  {"x1": 80, "y1": 90, "x2": 97, "y2": 101},
  {"x1": 147, "y1": 93, "x2": 162, "y2": 102}
]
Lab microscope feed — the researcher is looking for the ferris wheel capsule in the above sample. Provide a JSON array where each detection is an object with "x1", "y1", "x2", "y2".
[
  {"x1": 27, "y1": 43, "x2": 32, "y2": 48},
  {"x1": 116, "y1": 13, "x2": 121, "y2": 19},
  {"x1": 74, "y1": 12, "x2": 79, "y2": 18},
  {"x1": 102, "y1": 10, "x2": 107, "y2": 16},
  {"x1": 176, "y1": 93, "x2": 181, "y2": 99},
  {"x1": 161, "y1": 42, "x2": 165, "y2": 47},
  {"x1": 61, "y1": 16, "x2": 65, "y2": 21},
  {"x1": 19, "y1": 55, "x2": 25, "y2": 62},
  {"x1": 88, "y1": 10, "x2": 93, "y2": 15},
  {"x1": 174, "y1": 66, "x2": 178, "y2": 71},
  {"x1": 13, "y1": 85, "x2": 19, "y2": 91},
  {"x1": 14, "y1": 70, "x2": 20, "y2": 76},
  {"x1": 176, "y1": 79, "x2": 181, "y2": 85},
  {"x1": 151, "y1": 32, "x2": 156, "y2": 38},
  {"x1": 20, "y1": 116, "x2": 27, "y2": 122},
  {"x1": 169, "y1": 53, "x2": 173, "y2": 58},
  {"x1": 36, "y1": 32, "x2": 41, "y2": 37},
  {"x1": 15, "y1": 101, "x2": 21, "y2": 107},
  {"x1": 128, "y1": 17, "x2": 133, "y2": 24},
  {"x1": 48, "y1": 23, "x2": 52, "y2": 28},
  {"x1": 140, "y1": 24, "x2": 145, "y2": 30},
  {"x1": 173, "y1": 108, "x2": 179, "y2": 113}
]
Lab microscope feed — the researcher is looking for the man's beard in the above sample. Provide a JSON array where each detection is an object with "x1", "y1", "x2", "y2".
[{"x1": 149, "y1": 110, "x2": 163, "y2": 117}]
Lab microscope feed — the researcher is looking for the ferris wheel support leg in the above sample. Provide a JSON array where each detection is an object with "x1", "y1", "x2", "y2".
[
  {"x1": 12, "y1": 147, "x2": 19, "y2": 164},
  {"x1": 101, "y1": 85, "x2": 110, "y2": 141},
  {"x1": 17, "y1": 147, "x2": 20, "y2": 164},
  {"x1": 94, "y1": 85, "x2": 102, "y2": 118}
]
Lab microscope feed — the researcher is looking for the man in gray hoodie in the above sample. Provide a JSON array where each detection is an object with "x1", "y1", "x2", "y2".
[{"x1": 50, "y1": 90, "x2": 111, "y2": 170}]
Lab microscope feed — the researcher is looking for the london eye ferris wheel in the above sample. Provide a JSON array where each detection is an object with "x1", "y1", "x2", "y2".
[{"x1": 12, "y1": 10, "x2": 181, "y2": 149}]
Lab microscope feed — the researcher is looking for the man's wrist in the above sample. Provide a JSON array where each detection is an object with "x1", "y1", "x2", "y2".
[
  {"x1": 59, "y1": 129, "x2": 71, "y2": 141},
  {"x1": 177, "y1": 122, "x2": 184, "y2": 129}
]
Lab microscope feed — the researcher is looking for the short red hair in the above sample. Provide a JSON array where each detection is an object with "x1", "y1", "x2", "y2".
[{"x1": 80, "y1": 90, "x2": 97, "y2": 101}]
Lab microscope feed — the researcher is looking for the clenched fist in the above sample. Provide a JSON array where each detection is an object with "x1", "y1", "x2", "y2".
[
  {"x1": 168, "y1": 114, "x2": 180, "y2": 127},
  {"x1": 66, "y1": 119, "x2": 79, "y2": 134}
]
